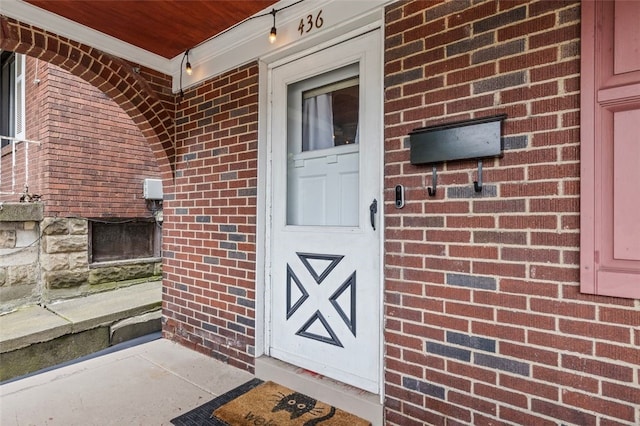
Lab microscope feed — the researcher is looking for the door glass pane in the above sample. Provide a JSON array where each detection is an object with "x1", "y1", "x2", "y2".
[
  {"x1": 302, "y1": 78, "x2": 359, "y2": 151},
  {"x1": 286, "y1": 64, "x2": 360, "y2": 226}
]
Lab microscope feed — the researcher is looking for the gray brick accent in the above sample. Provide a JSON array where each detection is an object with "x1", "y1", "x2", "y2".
[
  {"x1": 427, "y1": 0, "x2": 472, "y2": 21},
  {"x1": 203, "y1": 323, "x2": 218, "y2": 333},
  {"x1": 447, "y1": 273, "x2": 497, "y2": 290},
  {"x1": 198, "y1": 117, "x2": 212, "y2": 127},
  {"x1": 472, "y1": 39, "x2": 525, "y2": 64},
  {"x1": 228, "y1": 322, "x2": 245, "y2": 333},
  {"x1": 220, "y1": 242, "x2": 237, "y2": 250},
  {"x1": 203, "y1": 256, "x2": 219, "y2": 265},
  {"x1": 403, "y1": 377, "x2": 446, "y2": 399},
  {"x1": 238, "y1": 188, "x2": 257, "y2": 197},
  {"x1": 385, "y1": 68, "x2": 423, "y2": 88},
  {"x1": 195, "y1": 216, "x2": 211, "y2": 223},
  {"x1": 198, "y1": 101, "x2": 213, "y2": 111},
  {"x1": 474, "y1": 353, "x2": 530, "y2": 376},
  {"x1": 447, "y1": 331, "x2": 496, "y2": 352},
  {"x1": 175, "y1": 208, "x2": 188, "y2": 215},
  {"x1": 426, "y1": 341, "x2": 471, "y2": 362},
  {"x1": 238, "y1": 297, "x2": 255, "y2": 308},
  {"x1": 447, "y1": 33, "x2": 495, "y2": 57},
  {"x1": 221, "y1": 171, "x2": 238, "y2": 181},
  {"x1": 229, "y1": 251, "x2": 247, "y2": 260},
  {"x1": 212, "y1": 147, "x2": 227, "y2": 156},
  {"x1": 503, "y1": 135, "x2": 528, "y2": 150},
  {"x1": 237, "y1": 315, "x2": 255, "y2": 327},
  {"x1": 447, "y1": 185, "x2": 497, "y2": 198},
  {"x1": 387, "y1": 40, "x2": 424, "y2": 62},
  {"x1": 228, "y1": 286, "x2": 246, "y2": 297},
  {"x1": 473, "y1": 7, "x2": 526, "y2": 34},
  {"x1": 473, "y1": 71, "x2": 526, "y2": 94},
  {"x1": 220, "y1": 224, "x2": 237, "y2": 232},
  {"x1": 230, "y1": 106, "x2": 249, "y2": 118}
]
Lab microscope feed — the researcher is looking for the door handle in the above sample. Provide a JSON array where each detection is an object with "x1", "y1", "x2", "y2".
[{"x1": 369, "y1": 198, "x2": 377, "y2": 230}]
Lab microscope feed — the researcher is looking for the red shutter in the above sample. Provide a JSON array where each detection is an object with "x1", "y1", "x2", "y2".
[{"x1": 581, "y1": 0, "x2": 640, "y2": 298}]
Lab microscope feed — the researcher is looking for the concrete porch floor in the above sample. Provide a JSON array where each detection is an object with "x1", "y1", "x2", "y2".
[
  {"x1": 0, "y1": 282, "x2": 383, "y2": 425},
  {"x1": 0, "y1": 338, "x2": 254, "y2": 425},
  {"x1": 0, "y1": 337, "x2": 384, "y2": 425}
]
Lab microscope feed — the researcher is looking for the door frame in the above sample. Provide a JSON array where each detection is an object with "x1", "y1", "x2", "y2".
[{"x1": 254, "y1": 23, "x2": 385, "y2": 398}]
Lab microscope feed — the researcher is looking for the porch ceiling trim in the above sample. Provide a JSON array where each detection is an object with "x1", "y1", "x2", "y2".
[
  {"x1": 2, "y1": 0, "x2": 390, "y2": 93},
  {"x1": 177, "y1": 0, "x2": 388, "y2": 93}
]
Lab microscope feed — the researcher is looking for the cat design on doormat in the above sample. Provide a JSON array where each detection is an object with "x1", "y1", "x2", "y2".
[{"x1": 271, "y1": 391, "x2": 336, "y2": 425}]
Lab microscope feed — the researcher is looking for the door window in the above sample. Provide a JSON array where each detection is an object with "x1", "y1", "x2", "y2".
[
  {"x1": 286, "y1": 64, "x2": 360, "y2": 226},
  {"x1": 301, "y1": 77, "x2": 359, "y2": 151}
]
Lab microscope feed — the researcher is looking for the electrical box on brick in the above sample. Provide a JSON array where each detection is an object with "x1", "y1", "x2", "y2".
[{"x1": 143, "y1": 178, "x2": 163, "y2": 200}]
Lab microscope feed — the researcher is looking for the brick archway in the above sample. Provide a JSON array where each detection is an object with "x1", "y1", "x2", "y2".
[{"x1": 0, "y1": 16, "x2": 176, "y2": 177}]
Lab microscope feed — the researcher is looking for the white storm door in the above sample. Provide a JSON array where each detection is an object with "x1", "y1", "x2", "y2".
[{"x1": 269, "y1": 31, "x2": 382, "y2": 394}]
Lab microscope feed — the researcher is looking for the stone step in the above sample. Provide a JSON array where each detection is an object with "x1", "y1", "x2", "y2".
[{"x1": 0, "y1": 281, "x2": 161, "y2": 381}]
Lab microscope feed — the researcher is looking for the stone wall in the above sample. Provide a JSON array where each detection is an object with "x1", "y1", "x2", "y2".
[
  {"x1": 41, "y1": 217, "x2": 162, "y2": 301},
  {"x1": 40, "y1": 217, "x2": 89, "y2": 291},
  {"x1": 0, "y1": 207, "x2": 162, "y2": 312},
  {"x1": 0, "y1": 204, "x2": 42, "y2": 312}
]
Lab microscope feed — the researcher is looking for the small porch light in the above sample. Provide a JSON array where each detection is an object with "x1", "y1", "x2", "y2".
[
  {"x1": 269, "y1": 9, "x2": 277, "y2": 43},
  {"x1": 184, "y1": 50, "x2": 192, "y2": 75}
]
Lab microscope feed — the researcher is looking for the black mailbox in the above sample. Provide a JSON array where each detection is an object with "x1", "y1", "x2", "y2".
[{"x1": 409, "y1": 114, "x2": 506, "y2": 165}]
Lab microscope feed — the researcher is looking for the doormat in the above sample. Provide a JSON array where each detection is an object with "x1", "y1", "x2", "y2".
[{"x1": 170, "y1": 378, "x2": 371, "y2": 426}]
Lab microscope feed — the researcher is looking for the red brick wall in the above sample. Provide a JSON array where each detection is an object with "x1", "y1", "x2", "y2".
[
  {"x1": 3, "y1": 57, "x2": 162, "y2": 217},
  {"x1": 0, "y1": 15, "x2": 176, "y2": 180},
  {"x1": 0, "y1": 143, "x2": 35, "y2": 198},
  {"x1": 162, "y1": 63, "x2": 259, "y2": 371},
  {"x1": 384, "y1": 1, "x2": 638, "y2": 425}
]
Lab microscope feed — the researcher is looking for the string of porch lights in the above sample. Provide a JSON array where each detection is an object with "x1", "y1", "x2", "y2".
[{"x1": 179, "y1": 0, "x2": 305, "y2": 98}]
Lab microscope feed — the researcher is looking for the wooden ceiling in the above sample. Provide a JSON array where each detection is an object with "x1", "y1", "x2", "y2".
[{"x1": 24, "y1": 0, "x2": 279, "y2": 59}]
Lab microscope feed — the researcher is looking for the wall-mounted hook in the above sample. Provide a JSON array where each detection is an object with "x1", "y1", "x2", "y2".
[
  {"x1": 428, "y1": 166, "x2": 437, "y2": 197},
  {"x1": 473, "y1": 160, "x2": 483, "y2": 192}
]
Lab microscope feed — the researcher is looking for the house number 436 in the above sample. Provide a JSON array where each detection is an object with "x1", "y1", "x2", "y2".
[{"x1": 298, "y1": 10, "x2": 324, "y2": 35}]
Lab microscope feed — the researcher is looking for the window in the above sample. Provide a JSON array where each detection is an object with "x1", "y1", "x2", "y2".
[
  {"x1": 580, "y1": 0, "x2": 640, "y2": 298},
  {"x1": 286, "y1": 63, "x2": 361, "y2": 226},
  {"x1": 0, "y1": 51, "x2": 25, "y2": 147},
  {"x1": 89, "y1": 219, "x2": 161, "y2": 263},
  {"x1": 301, "y1": 77, "x2": 359, "y2": 151}
]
